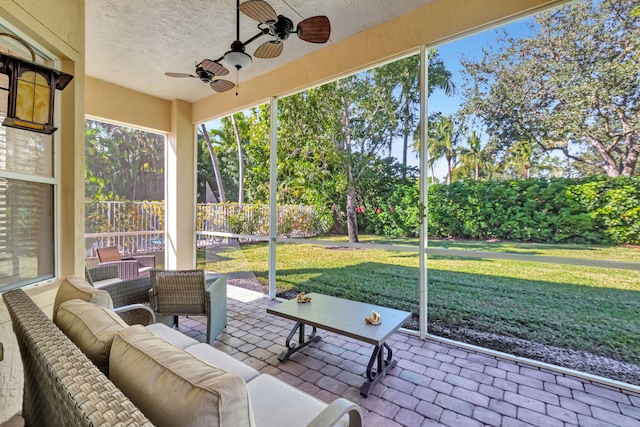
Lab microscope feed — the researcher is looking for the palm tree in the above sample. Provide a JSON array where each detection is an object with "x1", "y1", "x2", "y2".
[
  {"x1": 429, "y1": 116, "x2": 457, "y2": 184},
  {"x1": 504, "y1": 140, "x2": 535, "y2": 179},
  {"x1": 230, "y1": 114, "x2": 245, "y2": 204},
  {"x1": 411, "y1": 115, "x2": 458, "y2": 183},
  {"x1": 200, "y1": 124, "x2": 226, "y2": 202},
  {"x1": 425, "y1": 133, "x2": 443, "y2": 183},
  {"x1": 458, "y1": 131, "x2": 483, "y2": 181}
]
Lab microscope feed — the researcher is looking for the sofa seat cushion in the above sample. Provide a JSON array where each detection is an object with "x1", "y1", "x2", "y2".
[
  {"x1": 55, "y1": 299, "x2": 128, "y2": 375},
  {"x1": 247, "y1": 374, "x2": 348, "y2": 427},
  {"x1": 185, "y1": 343, "x2": 260, "y2": 383},
  {"x1": 93, "y1": 277, "x2": 123, "y2": 288},
  {"x1": 53, "y1": 275, "x2": 113, "y2": 322},
  {"x1": 145, "y1": 322, "x2": 199, "y2": 349},
  {"x1": 110, "y1": 325, "x2": 255, "y2": 427}
]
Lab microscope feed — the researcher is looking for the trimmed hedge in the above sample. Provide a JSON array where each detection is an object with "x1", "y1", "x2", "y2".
[{"x1": 359, "y1": 176, "x2": 640, "y2": 245}]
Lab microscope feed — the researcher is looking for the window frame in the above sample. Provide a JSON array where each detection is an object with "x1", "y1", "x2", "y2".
[{"x1": 0, "y1": 24, "x2": 61, "y2": 292}]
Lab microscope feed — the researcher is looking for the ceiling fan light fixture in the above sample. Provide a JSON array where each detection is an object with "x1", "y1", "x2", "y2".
[
  {"x1": 224, "y1": 49, "x2": 252, "y2": 70},
  {"x1": 224, "y1": 40, "x2": 252, "y2": 70}
]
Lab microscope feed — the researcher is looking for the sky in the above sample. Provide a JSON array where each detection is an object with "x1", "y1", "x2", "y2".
[{"x1": 393, "y1": 15, "x2": 538, "y2": 178}]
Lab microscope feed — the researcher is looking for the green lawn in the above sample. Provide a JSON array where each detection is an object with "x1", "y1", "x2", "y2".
[{"x1": 197, "y1": 236, "x2": 640, "y2": 364}]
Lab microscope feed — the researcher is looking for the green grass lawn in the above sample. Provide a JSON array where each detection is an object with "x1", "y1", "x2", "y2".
[{"x1": 198, "y1": 236, "x2": 640, "y2": 364}]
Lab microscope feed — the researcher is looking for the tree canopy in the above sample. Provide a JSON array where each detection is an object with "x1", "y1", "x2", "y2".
[
  {"x1": 199, "y1": 52, "x2": 454, "y2": 241},
  {"x1": 461, "y1": 0, "x2": 639, "y2": 177},
  {"x1": 85, "y1": 120, "x2": 164, "y2": 201}
]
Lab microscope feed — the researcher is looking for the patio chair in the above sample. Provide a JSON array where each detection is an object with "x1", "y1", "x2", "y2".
[
  {"x1": 148, "y1": 269, "x2": 227, "y2": 344},
  {"x1": 84, "y1": 264, "x2": 157, "y2": 325},
  {"x1": 96, "y1": 245, "x2": 155, "y2": 280}
]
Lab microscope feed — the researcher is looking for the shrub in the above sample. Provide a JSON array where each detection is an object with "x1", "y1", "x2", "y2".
[{"x1": 358, "y1": 175, "x2": 640, "y2": 245}]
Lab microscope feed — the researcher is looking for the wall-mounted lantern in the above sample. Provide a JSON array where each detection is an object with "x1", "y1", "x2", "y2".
[{"x1": 0, "y1": 33, "x2": 73, "y2": 134}]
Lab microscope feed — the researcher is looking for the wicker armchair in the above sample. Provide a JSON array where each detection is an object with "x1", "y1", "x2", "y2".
[
  {"x1": 85, "y1": 264, "x2": 157, "y2": 325},
  {"x1": 96, "y1": 246, "x2": 155, "y2": 280},
  {"x1": 148, "y1": 269, "x2": 227, "y2": 344}
]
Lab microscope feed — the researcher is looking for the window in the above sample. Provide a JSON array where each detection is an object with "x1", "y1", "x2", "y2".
[{"x1": 0, "y1": 28, "x2": 57, "y2": 290}]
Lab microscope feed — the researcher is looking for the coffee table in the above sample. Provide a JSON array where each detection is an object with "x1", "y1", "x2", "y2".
[{"x1": 267, "y1": 293, "x2": 411, "y2": 396}]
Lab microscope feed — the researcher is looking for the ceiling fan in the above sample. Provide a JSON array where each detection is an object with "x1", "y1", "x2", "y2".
[
  {"x1": 164, "y1": 59, "x2": 235, "y2": 93},
  {"x1": 239, "y1": 0, "x2": 331, "y2": 59},
  {"x1": 165, "y1": 0, "x2": 331, "y2": 95}
]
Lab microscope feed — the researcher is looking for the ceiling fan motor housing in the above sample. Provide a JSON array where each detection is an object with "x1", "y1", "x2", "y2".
[
  {"x1": 195, "y1": 67, "x2": 212, "y2": 82},
  {"x1": 274, "y1": 15, "x2": 294, "y2": 40}
]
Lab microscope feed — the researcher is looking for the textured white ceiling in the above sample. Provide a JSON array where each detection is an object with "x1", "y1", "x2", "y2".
[{"x1": 86, "y1": 0, "x2": 433, "y2": 102}]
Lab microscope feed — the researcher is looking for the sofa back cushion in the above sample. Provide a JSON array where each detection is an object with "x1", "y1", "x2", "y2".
[
  {"x1": 110, "y1": 325, "x2": 255, "y2": 427},
  {"x1": 55, "y1": 299, "x2": 128, "y2": 375},
  {"x1": 53, "y1": 275, "x2": 113, "y2": 322}
]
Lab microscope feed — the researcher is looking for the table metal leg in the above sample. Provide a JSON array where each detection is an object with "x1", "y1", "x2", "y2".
[
  {"x1": 278, "y1": 321, "x2": 321, "y2": 362},
  {"x1": 360, "y1": 342, "x2": 395, "y2": 396}
]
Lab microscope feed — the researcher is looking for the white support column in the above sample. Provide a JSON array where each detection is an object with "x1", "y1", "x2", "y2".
[
  {"x1": 419, "y1": 45, "x2": 429, "y2": 340},
  {"x1": 165, "y1": 99, "x2": 196, "y2": 270},
  {"x1": 268, "y1": 97, "x2": 278, "y2": 299}
]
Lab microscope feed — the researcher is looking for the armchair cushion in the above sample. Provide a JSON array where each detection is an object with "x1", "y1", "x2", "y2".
[
  {"x1": 55, "y1": 299, "x2": 128, "y2": 375},
  {"x1": 110, "y1": 325, "x2": 255, "y2": 427},
  {"x1": 53, "y1": 275, "x2": 113, "y2": 322}
]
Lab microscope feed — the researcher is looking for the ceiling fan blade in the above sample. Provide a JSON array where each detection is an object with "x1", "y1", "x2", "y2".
[
  {"x1": 296, "y1": 16, "x2": 331, "y2": 43},
  {"x1": 239, "y1": 0, "x2": 277, "y2": 24},
  {"x1": 165, "y1": 72, "x2": 197, "y2": 78},
  {"x1": 201, "y1": 59, "x2": 230, "y2": 76},
  {"x1": 210, "y1": 79, "x2": 235, "y2": 93},
  {"x1": 254, "y1": 40, "x2": 283, "y2": 59}
]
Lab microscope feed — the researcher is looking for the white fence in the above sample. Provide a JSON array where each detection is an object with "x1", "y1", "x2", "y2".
[
  {"x1": 85, "y1": 201, "x2": 318, "y2": 256},
  {"x1": 85, "y1": 201, "x2": 164, "y2": 256}
]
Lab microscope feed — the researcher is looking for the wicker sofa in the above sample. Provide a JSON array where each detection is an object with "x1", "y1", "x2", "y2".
[
  {"x1": 3, "y1": 277, "x2": 363, "y2": 427},
  {"x1": 3, "y1": 288, "x2": 153, "y2": 426}
]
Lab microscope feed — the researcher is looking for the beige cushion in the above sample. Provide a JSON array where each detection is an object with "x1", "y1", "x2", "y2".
[
  {"x1": 145, "y1": 322, "x2": 199, "y2": 349},
  {"x1": 110, "y1": 325, "x2": 255, "y2": 427},
  {"x1": 185, "y1": 343, "x2": 260, "y2": 383},
  {"x1": 55, "y1": 299, "x2": 128, "y2": 375},
  {"x1": 53, "y1": 275, "x2": 113, "y2": 322},
  {"x1": 246, "y1": 374, "x2": 347, "y2": 427}
]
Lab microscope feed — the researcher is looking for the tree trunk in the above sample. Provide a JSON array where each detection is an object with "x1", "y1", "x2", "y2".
[
  {"x1": 200, "y1": 124, "x2": 226, "y2": 203},
  {"x1": 231, "y1": 115, "x2": 245, "y2": 204},
  {"x1": 346, "y1": 187, "x2": 359, "y2": 243},
  {"x1": 586, "y1": 134, "x2": 620, "y2": 177},
  {"x1": 342, "y1": 90, "x2": 359, "y2": 243},
  {"x1": 402, "y1": 132, "x2": 409, "y2": 179},
  {"x1": 400, "y1": 93, "x2": 411, "y2": 179}
]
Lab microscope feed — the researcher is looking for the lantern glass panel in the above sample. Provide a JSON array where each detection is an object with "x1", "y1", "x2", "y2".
[{"x1": 16, "y1": 71, "x2": 50, "y2": 124}]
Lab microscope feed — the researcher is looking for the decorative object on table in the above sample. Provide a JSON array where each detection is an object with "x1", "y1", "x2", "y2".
[
  {"x1": 365, "y1": 310, "x2": 381, "y2": 325},
  {"x1": 297, "y1": 292, "x2": 312, "y2": 303}
]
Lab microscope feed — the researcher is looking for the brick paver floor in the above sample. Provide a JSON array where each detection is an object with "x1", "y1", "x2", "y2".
[{"x1": 177, "y1": 285, "x2": 640, "y2": 427}]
